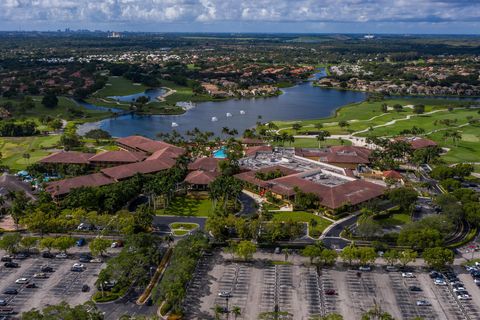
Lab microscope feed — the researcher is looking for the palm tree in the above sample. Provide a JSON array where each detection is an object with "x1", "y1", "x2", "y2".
[
  {"x1": 450, "y1": 130, "x2": 462, "y2": 146},
  {"x1": 232, "y1": 306, "x2": 241, "y2": 320},
  {"x1": 316, "y1": 130, "x2": 331, "y2": 148},
  {"x1": 212, "y1": 305, "x2": 224, "y2": 320},
  {"x1": 222, "y1": 127, "x2": 230, "y2": 139},
  {"x1": 282, "y1": 248, "x2": 291, "y2": 262}
]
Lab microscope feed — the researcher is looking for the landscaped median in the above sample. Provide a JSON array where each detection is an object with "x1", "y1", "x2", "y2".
[
  {"x1": 271, "y1": 211, "x2": 332, "y2": 238},
  {"x1": 169, "y1": 222, "x2": 199, "y2": 237}
]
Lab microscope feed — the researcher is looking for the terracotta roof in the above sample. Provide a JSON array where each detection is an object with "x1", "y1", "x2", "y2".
[
  {"x1": 116, "y1": 135, "x2": 185, "y2": 155},
  {"x1": 296, "y1": 146, "x2": 371, "y2": 164},
  {"x1": 383, "y1": 170, "x2": 403, "y2": 179},
  {"x1": 188, "y1": 157, "x2": 222, "y2": 172},
  {"x1": 116, "y1": 135, "x2": 153, "y2": 148},
  {"x1": 101, "y1": 159, "x2": 176, "y2": 180},
  {"x1": 245, "y1": 146, "x2": 273, "y2": 156},
  {"x1": 234, "y1": 171, "x2": 272, "y2": 188},
  {"x1": 395, "y1": 137, "x2": 438, "y2": 150},
  {"x1": 39, "y1": 151, "x2": 94, "y2": 165},
  {"x1": 146, "y1": 145, "x2": 185, "y2": 161},
  {"x1": 88, "y1": 151, "x2": 146, "y2": 163},
  {"x1": 271, "y1": 175, "x2": 385, "y2": 209},
  {"x1": 45, "y1": 173, "x2": 114, "y2": 196},
  {"x1": 184, "y1": 170, "x2": 218, "y2": 185}
]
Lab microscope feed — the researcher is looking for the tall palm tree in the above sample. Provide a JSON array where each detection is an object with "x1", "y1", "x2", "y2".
[
  {"x1": 450, "y1": 130, "x2": 462, "y2": 146},
  {"x1": 316, "y1": 130, "x2": 331, "y2": 148},
  {"x1": 232, "y1": 306, "x2": 241, "y2": 320}
]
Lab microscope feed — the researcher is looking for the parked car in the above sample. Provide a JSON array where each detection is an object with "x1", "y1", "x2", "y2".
[
  {"x1": 90, "y1": 258, "x2": 103, "y2": 263},
  {"x1": 111, "y1": 241, "x2": 124, "y2": 248},
  {"x1": 42, "y1": 251, "x2": 55, "y2": 259},
  {"x1": 4, "y1": 262, "x2": 19, "y2": 268},
  {"x1": 79, "y1": 256, "x2": 91, "y2": 263},
  {"x1": 429, "y1": 271, "x2": 441, "y2": 279},
  {"x1": 218, "y1": 291, "x2": 232, "y2": 298},
  {"x1": 81, "y1": 284, "x2": 90, "y2": 292},
  {"x1": 359, "y1": 266, "x2": 371, "y2": 272},
  {"x1": 41, "y1": 266, "x2": 54, "y2": 273},
  {"x1": 76, "y1": 238, "x2": 86, "y2": 247},
  {"x1": 416, "y1": 300, "x2": 431, "y2": 306},
  {"x1": 33, "y1": 273, "x2": 48, "y2": 279},
  {"x1": 15, "y1": 253, "x2": 28, "y2": 260},
  {"x1": 402, "y1": 272, "x2": 415, "y2": 278},
  {"x1": 15, "y1": 278, "x2": 29, "y2": 284},
  {"x1": 3, "y1": 288, "x2": 17, "y2": 295},
  {"x1": 25, "y1": 283, "x2": 37, "y2": 288},
  {"x1": 324, "y1": 289, "x2": 336, "y2": 295},
  {"x1": 385, "y1": 266, "x2": 398, "y2": 272},
  {"x1": 409, "y1": 286, "x2": 422, "y2": 292},
  {"x1": 0, "y1": 299, "x2": 6, "y2": 306},
  {"x1": 458, "y1": 294, "x2": 472, "y2": 300},
  {"x1": 434, "y1": 278, "x2": 447, "y2": 286},
  {"x1": 274, "y1": 247, "x2": 281, "y2": 254},
  {"x1": 71, "y1": 263, "x2": 85, "y2": 272},
  {"x1": 55, "y1": 253, "x2": 68, "y2": 259},
  {"x1": 0, "y1": 256, "x2": 12, "y2": 262}
]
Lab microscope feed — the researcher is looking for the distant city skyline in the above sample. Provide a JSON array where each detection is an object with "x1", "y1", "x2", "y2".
[{"x1": 1, "y1": 0, "x2": 479, "y2": 34}]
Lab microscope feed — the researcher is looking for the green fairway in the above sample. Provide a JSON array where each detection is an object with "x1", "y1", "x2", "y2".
[
  {"x1": 271, "y1": 211, "x2": 332, "y2": 238},
  {"x1": 428, "y1": 125, "x2": 480, "y2": 163},
  {"x1": 156, "y1": 196, "x2": 214, "y2": 217},
  {"x1": 0, "y1": 135, "x2": 61, "y2": 171},
  {"x1": 94, "y1": 76, "x2": 148, "y2": 97},
  {"x1": 272, "y1": 138, "x2": 352, "y2": 148}
]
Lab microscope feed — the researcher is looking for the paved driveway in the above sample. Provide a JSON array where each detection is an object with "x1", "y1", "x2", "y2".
[{"x1": 152, "y1": 216, "x2": 207, "y2": 235}]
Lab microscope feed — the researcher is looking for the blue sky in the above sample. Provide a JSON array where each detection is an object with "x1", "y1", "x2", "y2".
[{"x1": 1, "y1": 0, "x2": 479, "y2": 34}]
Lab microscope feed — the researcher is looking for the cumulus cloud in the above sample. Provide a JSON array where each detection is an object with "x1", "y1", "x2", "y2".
[{"x1": 1, "y1": 0, "x2": 479, "y2": 27}]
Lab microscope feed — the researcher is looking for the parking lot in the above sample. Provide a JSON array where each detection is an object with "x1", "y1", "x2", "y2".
[
  {"x1": 183, "y1": 251, "x2": 480, "y2": 320},
  {"x1": 0, "y1": 251, "x2": 106, "y2": 315}
]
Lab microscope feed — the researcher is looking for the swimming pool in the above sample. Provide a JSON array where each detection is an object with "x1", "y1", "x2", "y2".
[{"x1": 213, "y1": 147, "x2": 227, "y2": 159}]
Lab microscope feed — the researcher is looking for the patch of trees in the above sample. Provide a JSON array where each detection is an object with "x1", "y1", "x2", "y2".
[
  {"x1": 41, "y1": 92, "x2": 59, "y2": 109},
  {"x1": 154, "y1": 233, "x2": 209, "y2": 315},
  {"x1": 83, "y1": 128, "x2": 112, "y2": 140},
  {"x1": 95, "y1": 233, "x2": 163, "y2": 302},
  {"x1": 254, "y1": 169, "x2": 285, "y2": 181},
  {"x1": 22, "y1": 302, "x2": 103, "y2": 320},
  {"x1": 0, "y1": 120, "x2": 37, "y2": 136},
  {"x1": 430, "y1": 164, "x2": 474, "y2": 181},
  {"x1": 294, "y1": 189, "x2": 321, "y2": 211},
  {"x1": 206, "y1": 214, "x2": 260, "y2": 241},
  {"x1": 27, "y1": 163, "x2": 91, "y2": 179},
  {"x1": 397, "y1": 215, "x2": 454, "y2": 250}
]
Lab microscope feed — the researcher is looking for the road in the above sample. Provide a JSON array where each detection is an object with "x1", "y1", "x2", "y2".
[
  {"x1": 152, "y1": 215, "x2": 207, "y2": 235},
  {"x1": 320, "y1": 213, "x2": 360, "y2": 249}
]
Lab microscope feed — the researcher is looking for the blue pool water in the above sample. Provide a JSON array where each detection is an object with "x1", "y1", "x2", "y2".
[{"x1": 213, "y1": 147, "x2": 227, "y2": 159}]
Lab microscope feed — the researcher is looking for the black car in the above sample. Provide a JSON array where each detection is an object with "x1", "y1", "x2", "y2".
[
  {"x1": 41, "y1": 266, "x2": 54, "y2": 273},
  {"x1": 15, "y1": 253, "x2": 28, "y2": 260},
  {"x1": 42, "y1": 252, "x2": 55, "y2": 259},
  {"x1": 0, "y1": 256, "x2": 12, "y2": 262},
  {"x1": 79, "y1": 257, "x2": 91, "y2": 263},
  {"x1": 3, "y1": 288, "x2": 17, "y2": 295},
  {"x1": 81, "y1": 284, "x2": 90, "y2": 292},
  {"x1": 4, "y1": 262, "x2": 19, "y2": 268},
  {"x1": 25, "y1": 283, "x2": 37, "y2": 289},
  {"x1": 409, "y1": 286, "x2": 422, "y2": 292}
]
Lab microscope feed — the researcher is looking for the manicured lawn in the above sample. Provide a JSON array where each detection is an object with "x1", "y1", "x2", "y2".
[
  {"x1": 95, "y1": 76, "x2": 148, "y2": 97},
  {"x1": 271, "y1": 211, "x2": 332, "y2": 237},
  {"x1": 375, "y1": 213, "x2": 411, "y2": 227},
  {"x1": 170, "y1": 222, "x2": 199, "y2": 230},
  {"x1": 156, "y1": 196, "x2": 214, "y2": 217},
  {"x1": 160, "y1": 80, "x2": 213, "y2": 105},
  {"x1": 272, "y1": 138, "x2": 351, "y2": 148},
  {"x1": 0, "y1": 135, "x2": 61, "y2": 171},
  {"x1": 428, "y1": 125, "x2": 480, "y2": 164}
]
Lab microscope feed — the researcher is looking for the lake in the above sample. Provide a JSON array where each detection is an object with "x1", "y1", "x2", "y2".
[{"x1": 78, "y1": 71, "x2": 368, "y2": 137}]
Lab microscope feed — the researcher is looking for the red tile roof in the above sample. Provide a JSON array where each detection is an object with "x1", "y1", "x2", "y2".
[
  {"x1": 395, "y1": 137, "x2": 438, "y2": 150},
  {"x1": 383, "y1": 170, "x2": 403, "y2": 180},
  {"x1": 116, "y1": 135, "x2": 185, "y2": 155},
  {"x1": 39, "y1": 151, "x2": 94, "y2": 165},
  {"x1": 241, "y1": 138, "x2": 266, "y2": 145},
  {"x1": 272, "y1": 175, "x2": 385, "y2": 209},
  {"x1": 188, "y1": 157, "x2": 222, "y2": 172},
  {"x1": 184, "y1": 170, "x2": 218, "y2": 185},
  {"x1": 146, "y1": 145, "x2": 185, "y2": 161},
  {"x1": 245, "y1": 146, "x2": 273, "y2": 156},
  {"x1": 296, "y1": 146, "x2": 371, "y2": 164},
  {"x1": 45, "y1": 173, "x2": 114, "y2": 196},
  {"x1": 101, "y1": 159, "x2": 176, "y2": 180},
  {"x1": 88, "y1": 151, "x2": 146, "y2": 163}
]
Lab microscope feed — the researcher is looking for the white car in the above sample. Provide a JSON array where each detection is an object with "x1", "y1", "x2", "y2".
[
  {"x1": 15, "y1": 278, "x2": 29, "y2": 284},
  {"x1": 90, "y1": 258, "x2": 103, "y2": 263},
  {"x1": 359, "y1": 266, "x2": 371, "y2": 271},
  {"x1": 55, "y1": 253, "x2": 68, "y2": 259},
  {"x1": 402, "y1": 272, "x2": 415, "y2": 278},
  {"x1": 453, "y1": 286, "x2": 466, "y2": 292},
  {"x1": 72, "y1": 263, "x2": 85, "y2": 269},
  {"x1": 474, "y1": 278, "x2": 480, "y2": 285},
  {"x1": 218, "y1": 291, "x2": 232, "y2": 298},
  {"x1": 458, "y1": 294, "x2": 472, "y2": 300},
  {"x1": 434, "y1": 278, "x2": 447, "y2": 286},
  {"x1": 416, "y1": 300, "x2": 431, "y2": 306},
  {"x1": 33, "y1": 273, "x2": 48, "y2": 279}
]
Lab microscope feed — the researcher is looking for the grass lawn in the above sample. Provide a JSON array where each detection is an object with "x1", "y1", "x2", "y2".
[
  {"x1": 0, "y1": 135, "x2": 61, "y2": 171},
  {"x1": 170, "y1": 222, "x2": 199, "y2": 230},
  {"x1": 156, "y1": 196, "x2": 214, "y2": 217},
  {"x1": 160, "y1": 80, "x2": 213, "y2": 105},
  {"x1": 272, "y1": 138, "x2": 352, "y2": 148},
  {"x1": 375, "y1": 213, "x2": 411, "y2": 227},
  {"x1": 95, "y1": 76, "x2": 148, "y2": 97},
  {"x1": 271, "y1": 211, "x2": 332, "y2": 237},
  {"x1": 428, "y1": 125, "x2": 480, "y2": 164}
]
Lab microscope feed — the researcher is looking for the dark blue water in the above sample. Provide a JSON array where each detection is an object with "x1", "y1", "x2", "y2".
[
  {"x1": 108, "y1": 88, "x2": 166, "y2": 103},
  {"x1": 74, "y1": 99, "x2": 123, "y2": 113},
  {"x1": 78, "y1": 75, "x2": 367, "y2": 137}
]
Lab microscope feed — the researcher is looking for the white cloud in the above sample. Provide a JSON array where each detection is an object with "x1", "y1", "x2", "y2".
[{"x1": 0, "y1": 0, "x2": 478, "y2": 27}]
